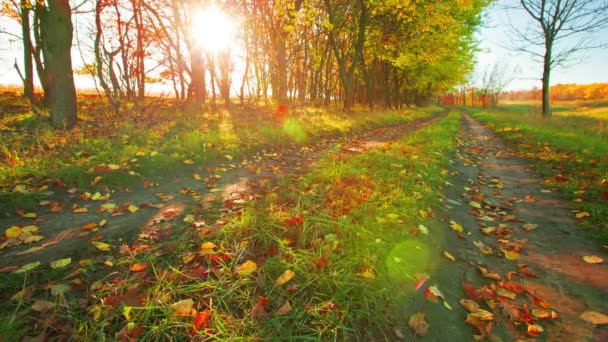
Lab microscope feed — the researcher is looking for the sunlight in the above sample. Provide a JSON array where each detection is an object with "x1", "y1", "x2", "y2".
[{"x1": 191, "y1": 7, "x2": 236, "y2": 51}]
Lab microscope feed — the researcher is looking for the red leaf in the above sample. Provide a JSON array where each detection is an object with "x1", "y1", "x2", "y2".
[
  {"x1": 316, "y1": 257, "x2": 330, "y2": 269},
  {"x1": 462, "y1": 283, "x2": 482, "y2": 302},
  {"x1": 192, "y1": 310, "x2": 211, "y2": 333},
  {"x1": 284, "y1": 215, "x2": 304, "y2": 226}
]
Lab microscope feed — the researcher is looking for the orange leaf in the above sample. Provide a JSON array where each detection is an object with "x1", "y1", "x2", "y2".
[
  {"x1": 130, "y1": 263, "x2": 149, "y2": 272},
  {"x1": 284, "y1": 215, "x2": 304, "y2": 226},
  {"x1": 275, "y1": 269, "x2": 295, "y2": 286}
]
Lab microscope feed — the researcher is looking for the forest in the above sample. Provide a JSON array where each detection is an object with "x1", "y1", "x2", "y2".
[{"x1": 2, "y1": 0, "x2": 486, "y2": 129}]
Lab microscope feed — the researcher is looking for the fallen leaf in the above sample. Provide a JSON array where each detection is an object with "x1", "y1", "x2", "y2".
[
  {"x1": 460, "y1": 299, "x2": 480, "y2": 312},
  {"x1": 359, "y1": 266, "x2": 375, "y2": 279},
  {"x1": 130, "y1": 263, "x2": 149, "y2": 272},
  {"x1": 443, "y1": 251, "x2": 456, "y2": 262},
  {"x1": 22, "y1": 212, "x2": 37, "y2": 218},
  {"x1": 480, "y1": 226, "x2": 496, "y2": 235},
  {"x1": 192, "y1": 310, "x2": 211, "y2": 333},
  {"x1": 526, "y1": 323, "x2": 544, "y2": 336},
  {"x1": 15, "y1": 261, "x2": 41, "y2": 273},
  {"x1": 580, "y1": 311, "x2": 608, "y2": 325},
  {"x1": 92, "y1": 241, "x2": 112, "y2": 251},
  {"x1": 276, "y1": 300, "x2": 292, "y2": 316},
  {"x1": 31, "y1": 300, "x2": 55, "y2": 313},
  {"x1": 522, "y1": 224, "x2": 538, "y2": 231},
  {"x1": 583, "y1": 255, "x2": 604, "y2": 264},
  {"x1": 170, "y1": 298, "x2": 195, "y2": 316},
  {"x1": 50, "y1": 258, "x2": 72, "y2": 269},
  {"x1": 575, "y1": 211, "x2": 590, "y2": 219},
  {"x1": 387, "y1": 213, "x2": 400, "y2": 219},
  {"x1": 449, "y1": 220, "x2": 464, "y2": 233},
  {"x1": 418, "y1": 224, "x2": 429, "y2": 235},
  {"x1": 235, "y1": 260, "x2": 257, "y2": 276},
  {"x1": 128, "y1": 204, "x2": 140, "y2": 213},
  {"x1": 408, "y1": 312, "x2": 430, "y2": 336},
  {"x1": 284, "y1": 215, "x2": 304, "y2": 226},
  {"x1": 469, "y1": 201, "x2": 482, "y2": 209},
  {"x1": 275, "y1": 269, "x2": 295, "y2": 286},
  {"x1": 316, "y1": 257, "x2": 330, "y2": 269},
  {"x1": 473, "y1": 241, "x2": 493, "y2": 255},
  {"x1": 501, "y1": 248, "x2": 520, "y2": 260},
  {"x1": 5, "y1": 226, "x2": 23, "y2": 238},
  {"x1": 73, "y1": 207, "x2": 89, "y2": 213},
  {"x1": 251, "y1": 297, "x2": 268, "y2": 320}
]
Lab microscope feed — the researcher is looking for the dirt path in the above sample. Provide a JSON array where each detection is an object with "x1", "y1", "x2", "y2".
[
  {"x1": 0, "y1": 113, "x2": 444, "y2": 269},
  {"x1": 423, "y1": 111, "x2": 608, "y2": 341}
]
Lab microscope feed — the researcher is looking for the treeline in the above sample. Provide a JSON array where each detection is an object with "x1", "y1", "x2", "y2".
[
  {"x1": 501, "y1": 83, "x2": 608, "y2": 101},
  {"x1": 1, "y1": 0, "x2": 488, "y2": 128}
]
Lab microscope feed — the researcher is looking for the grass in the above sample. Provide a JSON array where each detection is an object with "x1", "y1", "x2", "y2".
[
  {"x1": 467, "y1": 102, "x2": 608, "y2": 244},
  {"x1": 0, "y1": 109, "x2": 460, "y2": 340},
  {"x1": 0, "y1": 93, "x2": 441, "y2": 213}
]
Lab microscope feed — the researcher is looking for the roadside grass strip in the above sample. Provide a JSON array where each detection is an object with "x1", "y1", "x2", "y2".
[
  {"x1": 0, "y1": 105, "x2": 439, "y2": 212},
  {"x1": 1, "y1": 112, "x2": 460, "y2": 340},
  {"x1": 468, "y1": 106, "x2": 608, "y2": 244}
]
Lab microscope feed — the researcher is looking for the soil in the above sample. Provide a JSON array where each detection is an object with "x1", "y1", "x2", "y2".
[{"x1": 414, "y1": 110, "x2": 607, "y2": 341}]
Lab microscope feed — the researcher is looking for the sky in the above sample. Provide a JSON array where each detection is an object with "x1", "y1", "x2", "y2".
[
  {"x1": 474, "y1": 1, "x2": 608, "y2": 91},
  {"x1": 0, "y1": 2, "x2": 607, "y2": 92}
]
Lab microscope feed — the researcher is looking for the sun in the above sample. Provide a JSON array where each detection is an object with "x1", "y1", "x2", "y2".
[{"x1": 191, "y1": 7, "x2": 236, "y2": 52}]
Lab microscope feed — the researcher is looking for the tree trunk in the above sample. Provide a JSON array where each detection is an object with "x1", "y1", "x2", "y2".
[
  {"x1": 20, "y1": 1, "x2": 35, "y2": 103},
  {"x1": 541, "y1": 42, "x2": 552, "y2": 118},
  {"x1": 39, "y1": 0, "x2": 77, "y2": 129}
]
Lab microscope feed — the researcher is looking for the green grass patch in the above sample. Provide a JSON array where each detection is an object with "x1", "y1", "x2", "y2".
[{"x1": 467, "y1": 104, "x2": 608, "y2": 244}]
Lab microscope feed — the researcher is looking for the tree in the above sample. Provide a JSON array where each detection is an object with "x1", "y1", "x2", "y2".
[
  {"x1": 511, "y1": 0, "x2": 608, "y2": 118},
  {"x1": 38, "y1": 0, "x2": 77, "y2": 128}
]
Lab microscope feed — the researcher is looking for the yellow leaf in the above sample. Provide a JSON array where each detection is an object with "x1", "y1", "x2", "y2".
[
  {"x1": 359, "y1": 266, "x2": 375, "y2": 279},
  {"x1": 200, "y1": 242, "x2": 217, "y2": 255},
  {"x1": 91, "y1": 192, "x2": 102, "y2": 200},
  {"x1": 193, "y1": 172, "x2": 203, "y2": 180},
  {"x1": 183, "y1": 159, "x2": 194, "y2": 165},
  {"x1": 22, "y1": 225, "x2": 39, "y2": 233},
  {"x1": 127, "y1": 204, "x2": 139, "y2": 213},
  {"x1": 92, "y1": 241, "x2": 112, "y2": 251},
  {"x1": 469, "y1": 201, "x2": 482, "y2": 209},
  {"x1": 583, "y1": 255, "x2": 604, "y2": 264},
  {"x1": 22, "y1": 212, "x2": 37, "y2": 218},
  {"x1": 575, "y1": 211, "x2": 590, "y2": 219},
  {"x1": 419, "y1": 210, "x2": 430, "y2": 219},
  {"x1": 73, "y1": 207, "x2": 89, "y2": 213},
  {"x1": 235, "y1": 260, "x2": 257, "y2": 276},
  {"x1": 50, "y1": 258, "x2": 72, "y2": 269},
  {"x1": 99, "y1": 219, "x2": 107, "y2": 227},
  {"x1": 522, "y1": 224, "x2": 538, "y2": 231},
  {"x1": 225, "y1": 154, "x2": 234, "y2": 161},
  {"x1": 501, "y1": 248, "x2": 520, "y2": 260},
  {"x1": 275, "y1": 269, "x2": 295, "y2": 286},
  {"x1": 580, "y1": 311, "x2": 608, "y2": 325},
  {"x1": 387, "y1": 213, "x2": 400, "y2": 219},
  {"x1": 182, "y1": 253, "x2": 197, "y2": 263},
  {"x1": 449, "y1": 220, "x2": 463, "y2": 233},
  {"x1": 5, "y1": 226, "x2": 23, "y2": 238},
  {"x1": 104, "y1": 260, "x2": 114, "y2": 267},
  {"x1": 376, "y1": 217, "x2": 387, "y2": 223},
  {"x1": 473, "y1": 241, "x2": 494, "y2": 255},
  {"x1": 443, "y1": 251, "x2": 456, "y2": 262},
  {"x1": 480, "y1": 226, "x2": 496, "y2": 235},
  {"x1": 15, "y1": 261, "x2": 41, "y2": 273},
  {"x1": 107, "y1": 164, "x2": 120, "y2": 170},
  {"x1": 170, "y1": 298, "x2": 195, "y2": 316},
  {"x1": 443, "y1": 301, "x2": 453, "y2": 310},
  {"x1": 22, "y1": 235, "x2": 44, "y2": 244}
]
